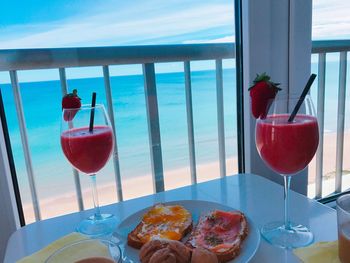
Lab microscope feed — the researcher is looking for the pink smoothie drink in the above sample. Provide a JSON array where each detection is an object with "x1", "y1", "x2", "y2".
[
  {"x1": 61, "y1": 126, "x2": 114, "y2": 174},
  {"x1": 256, "y1": 114, "x2": 319, "y2": 175}
]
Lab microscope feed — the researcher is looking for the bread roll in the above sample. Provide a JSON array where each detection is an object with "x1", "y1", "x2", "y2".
[{"x1": 191, "y1": 247, "x2": 218, "y2": 263}]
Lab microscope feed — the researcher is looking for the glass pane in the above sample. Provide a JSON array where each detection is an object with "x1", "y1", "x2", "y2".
[
  {"x1": 0, "y1": 0, "x2": 239, "y2": 223},
  {"x1": 310, "y1": 0, "x2": 350, "y2": 198}
]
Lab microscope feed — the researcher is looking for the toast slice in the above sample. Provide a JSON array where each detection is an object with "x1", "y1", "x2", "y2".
[
  {"x1": 185, "y1": 210, "x2": 248, "y2": 262},
  {"x1": 127, "y1": 204, "x2": 193, "y2": 249}
]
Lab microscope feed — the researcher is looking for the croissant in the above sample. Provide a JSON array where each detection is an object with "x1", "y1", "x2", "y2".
[
  {"x1": 191, "y1": 247, "x2": 218, "y2": 263},
  {"x1": 140, "y1": 239, "x2": 191, "y2": 263}
]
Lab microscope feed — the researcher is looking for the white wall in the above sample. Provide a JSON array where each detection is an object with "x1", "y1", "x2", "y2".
[
  {"x1": 0, "y1": 116, "x2": 20, "y2": 262},
  {"x1": 242, "y1": 0, "x2": 312, "y2": 194}
]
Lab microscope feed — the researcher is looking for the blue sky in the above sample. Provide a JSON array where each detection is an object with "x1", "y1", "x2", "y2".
[
  {"x1": 0, "y1": 0, "x2": 235, "y2": 49},
  {"x1": 0, "y1": 0, "x2": 349, "y2": 49},
  {"x1": 0, "y1": 0, "x2": 349, "y2": 82},
  {"x1": 312, "y1": 0, "x2": 350, "y2": 40}
]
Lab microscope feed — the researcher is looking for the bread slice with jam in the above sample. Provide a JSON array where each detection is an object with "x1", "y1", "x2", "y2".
[
  {"x1": 185, "y1": 210, "x2": 248, "y2": 262},
  {"x1": 127, "y1": 204, "x2": 193, "y2": 249}
]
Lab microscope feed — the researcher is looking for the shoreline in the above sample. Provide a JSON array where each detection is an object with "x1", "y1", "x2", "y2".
[
  {"x1": 308, "y1": 131, "x2": 350, "y2": 184},
  {"x1": 22, "y1": 130, "x2": 350, "y2": 223},
  {"x1": 23, "y1": 158, "x2": 238, "y2": 223}
]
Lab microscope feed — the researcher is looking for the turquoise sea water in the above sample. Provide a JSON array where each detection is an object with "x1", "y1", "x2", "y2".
[
  {"x1": 0, "y1": 62, "x2": 349, "y2": 204},
  {"x1": 0, "y1": 69, "x2": 238, "y2": 201}
]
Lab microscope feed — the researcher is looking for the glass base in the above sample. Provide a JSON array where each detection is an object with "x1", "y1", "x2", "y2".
[
  {"x1": 76, "y1": 213, "x2": 118, "y2": 237},
  {"x1": 261, "y1": 221, "x2": 314, "y2": 249}
]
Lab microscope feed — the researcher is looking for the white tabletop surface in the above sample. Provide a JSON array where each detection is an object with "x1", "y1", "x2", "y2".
[{"x1": 5, "y1": 173, "x2": 337, "y2": 263}]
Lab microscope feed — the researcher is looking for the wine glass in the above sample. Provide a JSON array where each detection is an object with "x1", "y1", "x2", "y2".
[
  {"x1": 61, "y1": 104, "x2": 118, "y2": 237},
  {"x1": 255, "y1": 94, "x2": 319, "y2": 248}
]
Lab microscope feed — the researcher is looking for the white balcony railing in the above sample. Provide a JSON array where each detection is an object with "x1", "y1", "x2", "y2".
[
  {"x1": 312, "y1": 40, "x2": 350, "y2": 199},
  {"x1": 0, "y1": 40, "x2": 349, "y2": 223},
  {"x1": 0, "y1": 44, "x2": 235, "y2": 222}
]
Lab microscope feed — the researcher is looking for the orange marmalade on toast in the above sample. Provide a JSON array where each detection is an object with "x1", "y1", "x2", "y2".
[{"x1": 137, "y1": 204, "x2": 192, "y2": 243}]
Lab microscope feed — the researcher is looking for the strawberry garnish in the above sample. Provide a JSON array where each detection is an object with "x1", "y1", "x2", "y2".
[
  {"x1": 249, "y1": 73, "x2": 281, "y2": 119},
  {"x1": 62, "y1": 89, "x2": 81, "y2": 121},
  {"x1": 62, "y1": 89, "x2": 81, "y2": 109}
]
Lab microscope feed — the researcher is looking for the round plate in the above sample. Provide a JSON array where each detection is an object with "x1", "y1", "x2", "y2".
[{"x1": 113, "y1": 200, "x2": 260, "y2": 263}]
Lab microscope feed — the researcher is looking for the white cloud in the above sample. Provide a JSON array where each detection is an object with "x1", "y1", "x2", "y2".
[
  {"x1": 0, "y1": 3, "x2": 234, "y2": 49},
  {"x1": 183, "y1": 35, "x2": 234, "y2": 44},
  {"x1": 312, "y1": 0, "x2": 350, "y2": 39},
  {"x1": 1, "y1": 0, "x2": 349, "y2": 49}
]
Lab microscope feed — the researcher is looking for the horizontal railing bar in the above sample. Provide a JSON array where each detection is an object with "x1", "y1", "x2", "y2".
[
  {"x1": 0, "y1": 44, "x2": 235, "y2": 71},
  {"x1": 58, "y1": 68, "x2": 84, "y2": 211},
  {"x1": 1, "y1": 40, "x2": 350, "y2": 72},
  {"x1": 312, "y1": 40, "x2": 350, "y2": 54},
  {"x1": 1, "y1": 40, "x2": 349, "y2": 71}
]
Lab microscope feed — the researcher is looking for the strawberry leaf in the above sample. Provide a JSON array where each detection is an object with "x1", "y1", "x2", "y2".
[
  {"x1": 248, "y1": 73, "x2": 282, "y2": 91},
  {"x1": 253, "y1": 72, "x2": 270, "y2": 83}
]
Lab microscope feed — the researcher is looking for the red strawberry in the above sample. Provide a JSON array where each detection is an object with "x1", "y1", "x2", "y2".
[
  {"x1": 62, "y1": 89, "x2": 81, "y2": 121},
  {"x1": 249, "y1": 73, "x2": 281, "y2": 119}
]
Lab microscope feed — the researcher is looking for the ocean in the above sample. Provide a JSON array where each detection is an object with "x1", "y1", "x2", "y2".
[
  {"x1": 0, "y1": 69, "x2": 237, "y2": 202},
  {"x1": 0, "y1": 62, "x2": 349, "y2": 206}
]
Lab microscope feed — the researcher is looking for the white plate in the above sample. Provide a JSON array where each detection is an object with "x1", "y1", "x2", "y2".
[{"x1": 113, "y1": 200, "x2": 260, "y2": 263}]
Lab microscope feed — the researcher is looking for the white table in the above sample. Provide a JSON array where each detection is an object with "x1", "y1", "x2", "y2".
[{"x1": 4, "y1": 173, "x2": 337, "y2": 262}]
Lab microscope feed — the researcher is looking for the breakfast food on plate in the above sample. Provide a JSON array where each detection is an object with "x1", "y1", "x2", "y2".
[
  {"x1": 130, "y1": 204, "x2": 248, "y2": 262},
  {"x1": 191, "y1": 247, "x2": 218, "y2": 263},
  {"x1": 139, "y1": 239, "x2": 191, "y2": 263},
  {"x1": 128, "y1": 204, "x2": 192, "y2": 249},
  {"x1": 139, "y1": 239, "x2": 218, "y2": 263},
  {"x1": 185, "y1": 210, "x2": 248, "y2": 262}
]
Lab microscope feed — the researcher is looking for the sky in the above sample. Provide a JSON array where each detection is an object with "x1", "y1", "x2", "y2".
[
  {"x1": 0, "y1": 0, "x2": 235, "y2": 49},
  {"x1": 0, "y1": 0, "x2": 349, "y2": 82},
  {"x1": 312, "y1": 0, "x2": 350, "y2": 40}
]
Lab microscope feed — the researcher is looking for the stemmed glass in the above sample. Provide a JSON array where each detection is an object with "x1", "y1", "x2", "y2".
[
  {"x1": 61, "y1": 104, "x2": 118, "y2": 236},
  {"x1": 255, "y1": 94, "x2": 319, "y2": 248}
]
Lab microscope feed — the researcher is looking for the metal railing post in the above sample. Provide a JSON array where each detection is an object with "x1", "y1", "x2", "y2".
[
  {"x1": 9, "y1": 70, "x2": 41, "y2": 221},
  {"x1": 102, "y1": 65, "x2": 123, "y2": 201},
  {"x1": 143, "y1": 63, "x2": 165, "y2": 193},
  {"x1": 216, "y1": 59, "x2": 226, "y2": 177},
  {"x1": 315, "y1": 53, "x2": 326, "y2": 198},
  {"x1": 335, "y1": 51, "x2": 347, "y2": 192},
  {"x1": 184, "y1": 61, "x2": 197, "y2": 184},
  {"x1": 58, "y1": 68, "x2": 84, "y2": 211}
]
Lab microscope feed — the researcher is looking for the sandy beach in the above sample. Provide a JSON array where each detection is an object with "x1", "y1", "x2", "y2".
[
  {"x1": 23, "y1": 131, "x2": 349, "y2": 224},
  {"x1": 23, "y1": 158, "x2": 238, "y2": 223},
  {"x1": 308, "y1": 131, "x2": 350, "y2": 197}
]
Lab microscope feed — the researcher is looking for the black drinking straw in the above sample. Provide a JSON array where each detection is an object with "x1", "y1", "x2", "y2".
[
  {"x1": 89, "y1": 92, "x2": 96, "y2": 132},
  {"x1": 287, "y1": 74, "x2": 317, "y2": 123}
]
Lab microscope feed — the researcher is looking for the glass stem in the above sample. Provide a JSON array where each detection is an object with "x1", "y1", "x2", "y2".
[
  {"x1": 90, "y1": 174, "x2": 102, "y2": 220},
  {"x1": 284, "y1": 175, "x2": 292, "y2": 230}
]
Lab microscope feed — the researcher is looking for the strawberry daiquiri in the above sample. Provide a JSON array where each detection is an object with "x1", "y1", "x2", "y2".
[
  {"x1": 61, "y1": 125, "x2": 114, "y2": 174},
  {"x1": 252, "y1": 73, "x2": 319, "y2": 249},
  {"x1": 256, "y1": 114, "x2": 319, "y2": 175},
  {"x1": 61, "y1": 103, "x2": 118, "y2": 236}
]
